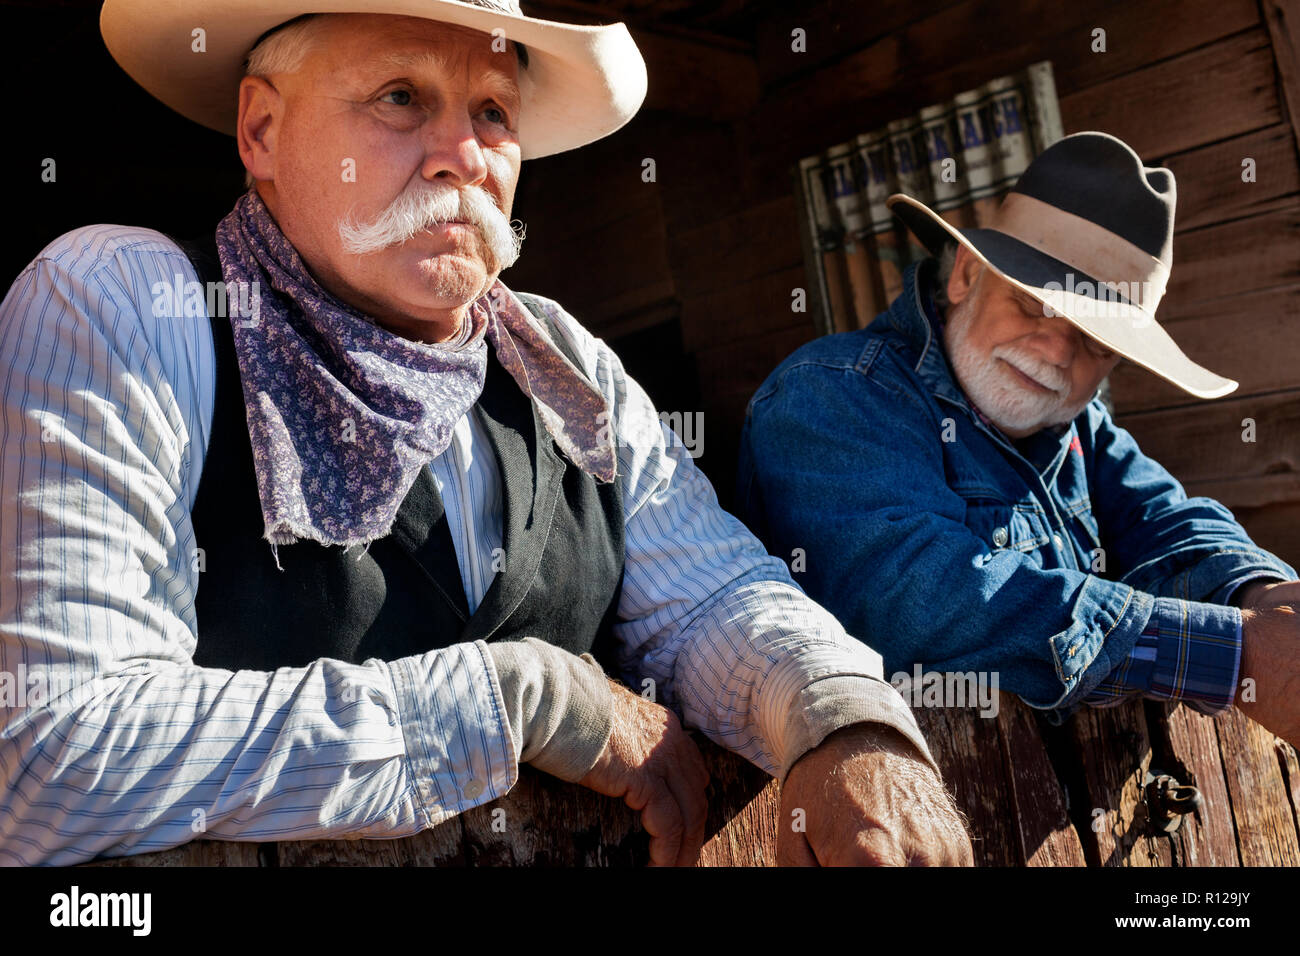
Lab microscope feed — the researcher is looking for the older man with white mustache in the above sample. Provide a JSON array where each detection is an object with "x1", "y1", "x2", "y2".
[
  {"x1": 0, "y1": 2, "x2": 971, "y2": 867},
  {"x1": 739, "y1": 132, "x2": 1300, "y2": 753},
  {"x1": 339, "y1": 179, "x2": 525, "y2": 265}
]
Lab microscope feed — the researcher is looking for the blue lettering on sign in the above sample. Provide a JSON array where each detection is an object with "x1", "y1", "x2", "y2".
[
  {"x1": 926, "y1": 126, "x2": 952, "y2": 161},
  {"x1": 894, "y1": 138, "x2": 916, "y2": 175},
  {"x1": 999, "y1": 94, "x2": 1024, "y2": 134},
  {"x1": 850, "y1": 152, "x2": 867, "y2": 188},
  {"x1": 831, "y1": 162, "x2": 854, "y2": 198},
  {"x1": 961, "y1": 112, "x2": 985, "y2": 148},
  {"x1": 866, "y1": 148, "x2": 888, "y2": 185}
]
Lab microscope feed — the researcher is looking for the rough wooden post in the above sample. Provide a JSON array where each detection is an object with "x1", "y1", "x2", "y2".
[
  {"x1": 913, "y1": 692, "x2": 1086, "y2": 867},
  {"x1": 1160, "y1": 701, "x2": 1245, "y2": 865},
  {"x1": 1209, "y1": 707, "x2": 1300, "y2": 864},
  {"x1": 994, "y1": 695, "x2": 1088, "y2": 866},
  {"x1": 1071, "y1": 702, "x2": 1173, "y2": 867},
  {"x1": 912, "y1": 696, "x2": 1024, "y2": 865},
  {"x1": 83, "y1": 736, "x2": 781, "y2": 867},
  {"x1": 82, "y1": 697, "x2": 1300, "y2": 867}
]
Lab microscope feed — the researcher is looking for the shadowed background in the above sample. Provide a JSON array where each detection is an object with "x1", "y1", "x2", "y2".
[{"x1": 4, "y1": 0, "x2": 1298, "y2": 551}]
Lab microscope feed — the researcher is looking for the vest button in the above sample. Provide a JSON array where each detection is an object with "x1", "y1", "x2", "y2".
[
  {"x1": 992, "y1": 526, "x2": 1009, "y2": 548},
  {"x1": 462, "y1": 778, "x2": 484, "y2": 800}
]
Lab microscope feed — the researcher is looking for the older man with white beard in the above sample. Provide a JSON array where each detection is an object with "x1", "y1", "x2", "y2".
[
  {"x1": 739, "y1": 132, "x2": 1300, "y2": 749},
  {"x1": 0, "y1": 2, "x2": 972, "y2": 867}
]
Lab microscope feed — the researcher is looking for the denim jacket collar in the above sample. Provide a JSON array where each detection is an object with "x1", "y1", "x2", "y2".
[{"x1": 870, "y1": 259, "x2": 969, "y2": 408}]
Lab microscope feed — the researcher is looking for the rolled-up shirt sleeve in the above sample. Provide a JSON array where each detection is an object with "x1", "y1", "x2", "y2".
[
  {"x1": 533, "y1": 296, "x2": 937, "y2": 782},
  {"x1": 0, "y1": 230, "x2": 515, "y2": 866},
  {"x1": 1082, "y1": 597, "x2": 1244, "y2": 715}
]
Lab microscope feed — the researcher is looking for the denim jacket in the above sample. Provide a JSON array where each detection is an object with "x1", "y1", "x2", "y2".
[{"x1": 736, "y1": 259, "x2": 1295, "y2": 721}]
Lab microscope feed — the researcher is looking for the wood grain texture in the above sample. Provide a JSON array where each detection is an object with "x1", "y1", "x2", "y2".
[
  {"x1": 695, "y1": 736, "x2": 782, "y2": 867},
  {"x1": 1109, "y1": 285, "x2": 1300, "y2": 415},
  {"x1": 995, "y1": 694, "x2": 1088, "y2": 866},
  {"x1": 1210, "y1": 707, "x2": 1300, "y2": 864},
  {"x1": 1232, "y1": 500, "x2": 1300, "y2": 569},
  {"x1": 78, "y1": 703, "x2": 1300, "y2": 868},
  {"x1": 912, "y1": 699, "x2": 1021, "y2": 866},
  {"x1": 83, "y1": 841, "x2": 264, "y2": 867},
  {"x1": 1117, "y1": 390, "x2": 1300, "y2": 492},
  {"x1": 1277, "y1": 734, "x2": 1300, "y2": 849},
  {"x1": 737, "y1": 0, "x2": 1263, "y2": 215},
  {"x1": 1162, "y1": 203, "x2": 1300, "y2": 313},
  {"x1": 1071, "y1": 702, "x2": 1172, "y2": 867},
  {"x1": 1150, "y1": 702, "x2": 1242, "y2": 866},
  {"x1": 1263, "y1": 0, "x2": 1300, "y2": 157},
  {"x1": 1059, "y1": 29, "x2": 1281, "y2": 159},
  {"x1": 1160, "y1": 124, "x2": 1300, "y2": 233}
]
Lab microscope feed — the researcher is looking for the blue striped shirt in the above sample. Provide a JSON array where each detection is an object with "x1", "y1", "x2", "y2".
[{"x1": 0, "y1": 224, "x2": 933, "y2": 865}]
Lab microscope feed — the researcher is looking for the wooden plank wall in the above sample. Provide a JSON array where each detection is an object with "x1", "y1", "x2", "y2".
[{"x1": 510, "y1": 0, "x2": 1300, "y2": 553}]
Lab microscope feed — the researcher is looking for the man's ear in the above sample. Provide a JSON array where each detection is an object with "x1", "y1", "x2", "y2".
[
  {"x1": 947, "y1": 244, "x2": 983, "y2": 307},
  {"x1": 236, "y1": 76, "x2": 282, "y2": 185}
]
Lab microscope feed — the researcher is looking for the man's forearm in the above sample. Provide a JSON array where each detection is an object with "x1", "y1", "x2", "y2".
[
  {"x1": 630, "y1": 574, "x2": 936, "y2": 782},
  {"x1": 0, "y1": 641, "x2": 513, "y2": 866}
]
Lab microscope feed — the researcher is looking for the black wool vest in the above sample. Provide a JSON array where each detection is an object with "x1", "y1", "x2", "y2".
[{"x1": 174, "y1": 230, "x2": 625, "y2": 672}]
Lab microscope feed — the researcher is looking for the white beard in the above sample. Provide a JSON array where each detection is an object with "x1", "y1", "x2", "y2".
[{"x1": 943, "y1": 292, "x2": 1089, "y2": 434}]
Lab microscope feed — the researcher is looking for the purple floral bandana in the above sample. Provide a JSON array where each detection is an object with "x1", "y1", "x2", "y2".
[{"x1": 213, "y1": 188, "x2": 615, "y2": 564}]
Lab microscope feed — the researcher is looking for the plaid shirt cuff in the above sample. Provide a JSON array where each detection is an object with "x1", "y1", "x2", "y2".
[{"x1": 1083, "y1": 597, "x2": 1242, "y2": 715}]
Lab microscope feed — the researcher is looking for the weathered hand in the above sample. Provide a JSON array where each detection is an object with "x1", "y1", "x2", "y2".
[
  {"x1": 777, "y1": 722, "x2": 973, "y2": 866},
  {"x1": 1236, "y1": 579, "x2": 1300, "y2": 613},
  {"x1": 577, "y1": 678, "x2": 710, "y2": 867},
  {"x1": 1238, "y1": 598, "x2": 1300, "y2": 750}
]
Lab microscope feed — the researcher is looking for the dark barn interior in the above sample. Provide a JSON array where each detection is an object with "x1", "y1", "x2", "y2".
[{"x1": 6, "y1": 0, "x2": 1299, "y2": 557}]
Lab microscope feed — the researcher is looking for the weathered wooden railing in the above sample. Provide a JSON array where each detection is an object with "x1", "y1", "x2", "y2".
[{"x1": 87, "y1": 695, "x2": 1299, "y2": 866}]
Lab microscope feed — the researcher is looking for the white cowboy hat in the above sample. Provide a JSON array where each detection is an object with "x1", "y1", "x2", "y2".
[
  {"x1": 888, "y1": 131, "x2": 1236, "y2": 400},
  {"x1": 99, "y1": 0, "x2": 648, "y2": 160}
]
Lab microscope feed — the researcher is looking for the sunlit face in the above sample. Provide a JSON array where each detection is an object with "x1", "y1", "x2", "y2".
[
  {"x1": 235, "y1": 14, "x2": 524, "y2": 343},
  {"x1": 942, "y1": 245, "x2": 1121, "y2": 438}
]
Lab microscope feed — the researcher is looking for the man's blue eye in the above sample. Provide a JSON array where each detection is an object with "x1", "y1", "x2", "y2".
[
  {"x1": 483, "y1": 107, "x2": 506, "y2": 125},
  {"x1": 381, "y1": 89, "x2": 412, "y2": 106}
]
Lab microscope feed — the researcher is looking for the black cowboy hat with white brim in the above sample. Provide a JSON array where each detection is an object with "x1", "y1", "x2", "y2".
[
  {"x1": 100, "y1": 0, "x2": 647, "y2": 161},
  {"x1": 888, "y1": 131, "x2": 1236, "y2": 400}
]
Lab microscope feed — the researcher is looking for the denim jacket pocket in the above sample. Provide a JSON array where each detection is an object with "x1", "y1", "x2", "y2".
[{"x1": 957, "y1": 488, "x2": 1043, "y2": 560}]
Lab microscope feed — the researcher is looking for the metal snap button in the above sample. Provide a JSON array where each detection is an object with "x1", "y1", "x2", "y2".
[
  {"x1": 1053, "y1": 533, "x2": 1064, "y2": 550},
  {"x1": 992, "y1": 526, "x2": 1009, "y2": 547},
  {"x1": 462, "y1": 779, "x2": 484, "y2": 800}
]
